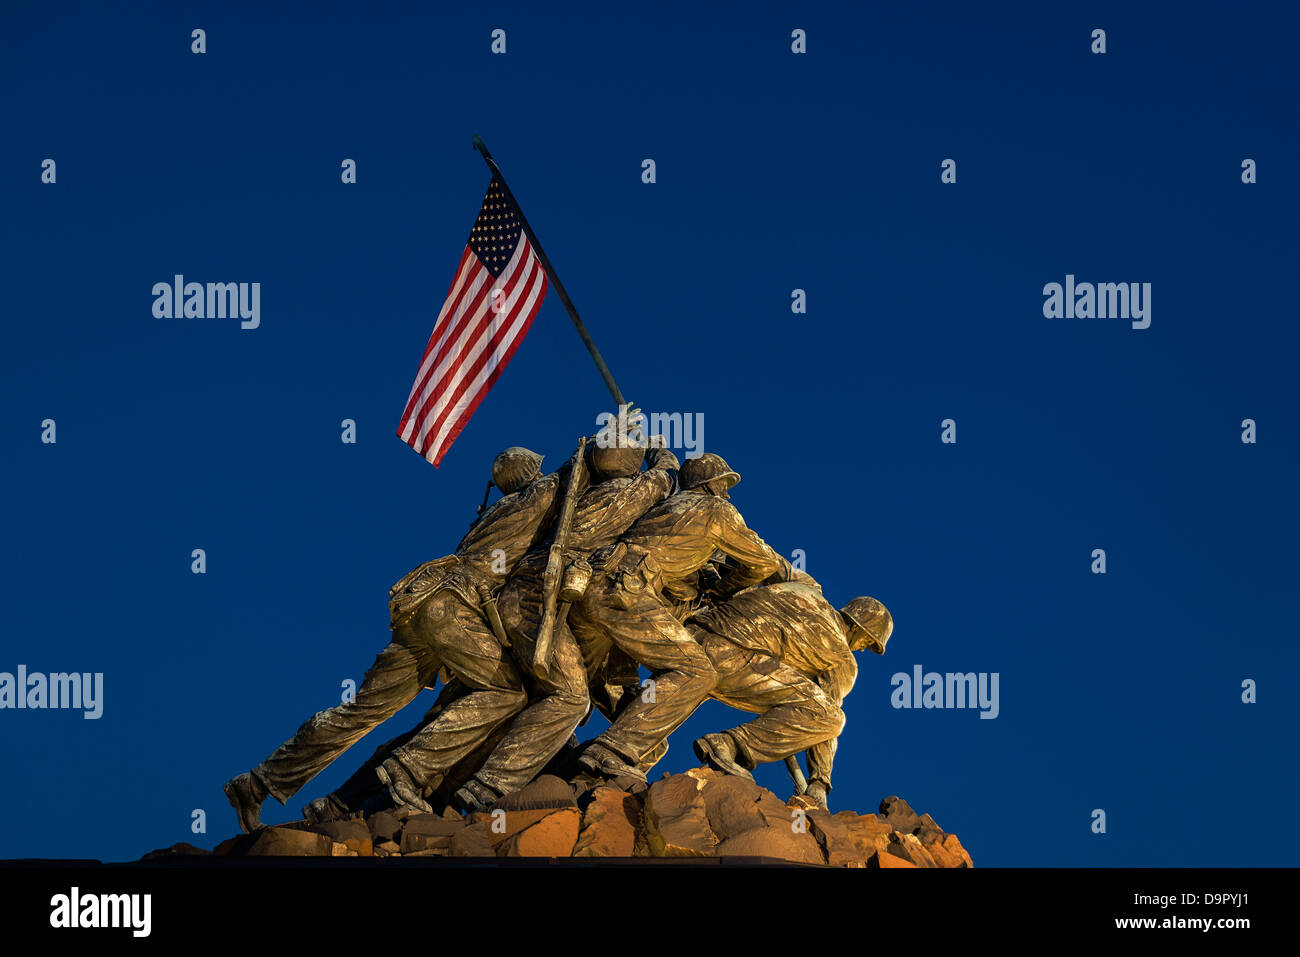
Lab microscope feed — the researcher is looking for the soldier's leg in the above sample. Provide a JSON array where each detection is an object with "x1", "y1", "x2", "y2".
[
  {"x1": 602, "y1": 659, "x2": 669, "y2": 775},
  {"x1": 573, "y1": 664, "x2": 669, "y2": 782},
  {"x1": 455, "y1": 572, "x2": 589, "y2": 803},
  {"x1": 429, "y1": 709, "x2": 516, "y2": 805},
  {"x1": 575, "y1": 595, "x2": 637, "y2": 727},
  {"x1": 584, "y1": 583, "x2": 717, "y2": 773},
  {"x1": 464, "y1": 622, "x2": 589, "y2": 801},
  {"x1": 247, "y1": 628, "x2": 442, "y2": 808},
  {"x1": 307, "y1": 680, "x2": 469, "y2": 820},
  {"x1": 699, "y1": 634, "x2": 844, "y2": 768},
  {"x1": 381, "y1": 602, "x2": 529, "y2": 794},
  {"x1": 568, "y1": 596, "x2": 613, "y2": 681}
]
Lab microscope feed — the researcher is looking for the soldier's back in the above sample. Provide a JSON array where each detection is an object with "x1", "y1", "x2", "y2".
[
  {"x1": 456, "y1": 472, "x2": 563, "y2": 575},
  {"x1": 695, "y1": 581, "x2": 848, "y2": 675}
]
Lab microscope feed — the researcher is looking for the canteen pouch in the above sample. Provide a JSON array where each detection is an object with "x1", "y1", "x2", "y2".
[{"x1": 559, "y1": 558, "x2": 592, "y2": 602}]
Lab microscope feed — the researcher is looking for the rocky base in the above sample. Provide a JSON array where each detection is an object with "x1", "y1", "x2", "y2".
[{"x1": 147, "y1": 768, "x2": 972, "y2": 868}]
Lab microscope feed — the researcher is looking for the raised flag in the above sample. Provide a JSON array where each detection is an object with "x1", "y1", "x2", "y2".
[{"x1": 397, "y1": 174, "x2": 548, "y2": 466}]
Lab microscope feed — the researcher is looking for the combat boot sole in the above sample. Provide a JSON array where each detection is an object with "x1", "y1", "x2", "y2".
[
  {"x1": 223, "y1": 772, "x2": 268, "y2": 834},
  {"x1": 693, "y1": 734, "x2": 754, "y2": 781}
]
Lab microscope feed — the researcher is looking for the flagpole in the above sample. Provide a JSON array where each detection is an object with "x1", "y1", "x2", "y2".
[{"x1": 472, "y1": 135, "x2": 626, "y2": 409}]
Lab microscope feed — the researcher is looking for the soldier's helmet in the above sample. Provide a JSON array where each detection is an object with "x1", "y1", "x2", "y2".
[
  {"x1": 586, "y1": 442, "x2": 645, "y2": 482},
  {"x1": 679, "y1": 453, "x2": 741, "y2": 492},
  {"x1": 491, "y1": 447, "x2": 544, "y2": 494},
  {"x1": 839, "y1": 597, "x2": 893, "y2": 654}
]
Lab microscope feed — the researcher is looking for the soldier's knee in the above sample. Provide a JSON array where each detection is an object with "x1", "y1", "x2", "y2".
[
  {"x1": 505, "y1": 686, "x2": 529, "y2": 713},
  {"x1": 549, "y1": 645, "x2": 590, "y2": 696},
  {"x1": 545, "y1": 687, "x2": 589, "y2": 731},
  {"x1": 542, "y1": 664, "x2": 590, "y2": 715},
  {"x1": 679, "y1": 655, "x2": 717, "y2": 694},
  {"x1": 828, "y1": 705, "x2": 846, "y2": 734},
  {"x1": 558, "y1": 682, "x2": 590, "y2": 712}
]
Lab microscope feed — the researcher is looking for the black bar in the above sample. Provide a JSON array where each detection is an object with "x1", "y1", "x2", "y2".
[{"x1": 0, "y1": 860, "x2": 1280, "y2": 944}]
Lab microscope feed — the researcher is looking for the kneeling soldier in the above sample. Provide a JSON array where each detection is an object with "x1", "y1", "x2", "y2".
[{"x1": 689, "y1": 582, "x2": 892, "y2": 810}]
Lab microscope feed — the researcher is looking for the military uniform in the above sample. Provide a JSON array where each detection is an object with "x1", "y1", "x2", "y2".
[
  {"x1": 689, "y1": 581, "x2": 857, "y2": 790},
  {"x1": 248, "y1": 468, "x2": 563, "y2": 809},
  {"x1": 466, "y1": 448, "x2": 679, "y2": 797},
  {"x1": 570, "y1": 485, "x2": 795, "y2": 774}
]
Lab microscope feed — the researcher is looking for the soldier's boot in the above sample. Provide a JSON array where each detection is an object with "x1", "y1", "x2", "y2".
[
  {"x1": 450, "y1": 777, "x2": 501, "y2": 813},
  {"x1": 302, "y1": 793, "x2": 350, "y2": 825},
  {"x1": 577, "y1": 741, "x2": 648, "y2": 785},
  {"x1": 804, "y1": 780, "x2": 830, "y2": 811},
  {"x1": 567, "y1": 769, "x2": 604, "y2": 798},
  {"x1": 223, "y1": 770, "x2": 270, "y2": 834},
  {"x1": 693, "y1": 732, "x2": 754, "y2": 781},
  {"x1": 375, "y1": 758, "x2": 433, "y2": 814}
]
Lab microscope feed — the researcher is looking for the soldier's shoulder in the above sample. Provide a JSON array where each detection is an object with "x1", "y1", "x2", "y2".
[
  {"x1": 769, "y1": 579, "x2": 814, "y2": 595},
  {"x1": 770, "y1": 581, "x2": 837, "y2": 615},
  {"x1": 473, "y1": 472, "x2": 560, "y2": 524},
  {"x1": 658, "y1": 490, "x2": 704, "y2": 510},
  {"x1": 681, "y1": 491, "x2": 740, "y2": 523},
  {"x1": 474, "y1": 490, "x2": 520, "y2": 524},
  {"x1": 488, "y1": 488, "x2": 522, "y2": 511},
  {"x1": 766, "y1": 580, "x2": 824, "y2": 603},
  {"x1": 533, "y1": 471, "x2": 563, "y2": 493},
  {"x1": 514, "y1": 472, "x2": 562, "y2": 505},
  {"x1": 581, "y1": 475, "x2": 631, "y2": 501},
  {"x1": 636, "y1": 464, "x2": 675, "y2": 487},
  {"x1": 704, "y1": 494, "x2": 742, "y2": 516}
]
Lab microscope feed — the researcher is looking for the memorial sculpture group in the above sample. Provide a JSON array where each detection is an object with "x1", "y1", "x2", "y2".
[{"x1": 222, "y1": 415, "x2": 926, "y2": 862}]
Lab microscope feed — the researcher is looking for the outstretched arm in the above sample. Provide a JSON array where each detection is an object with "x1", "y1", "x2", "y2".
[{"x1": 711, "y1": 502, "x2": 795, "y2": 589}]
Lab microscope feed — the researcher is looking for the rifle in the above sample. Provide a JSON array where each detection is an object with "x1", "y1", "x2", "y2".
[
  {"x1": 532, "y1": 437, "x2": 588, "y2": 681},
  {"x1": 785, "y1": 753, "x2": 809, "y2": 795}
]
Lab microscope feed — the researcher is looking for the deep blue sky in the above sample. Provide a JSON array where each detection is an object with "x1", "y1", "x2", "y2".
[{"x1": 2, "y1": 1, "x2": 1296, "y2": 866}]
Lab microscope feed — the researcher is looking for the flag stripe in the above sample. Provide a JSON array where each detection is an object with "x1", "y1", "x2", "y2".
[
  {"x1": 396, "y1": 249, "x2": 481, "y2": 441},
  {"x1": 396, "y1": 174, "x2": 549, "y2": 468},
  {"x1": 400, "y1": 232, "x2": 531, "y2": 445},
  {"x1": 402, "y1": 231, "x2": 533, "y2": 448},
  {"x1": 422, "y1": 253, "x2": 546, "y2": 461},
  {"x1": 417, "y1": 244, "x2": 544, "y2": 454}
]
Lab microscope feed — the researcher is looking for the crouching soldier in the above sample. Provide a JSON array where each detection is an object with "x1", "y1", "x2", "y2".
[{"x1": 689, "y1": 582, "x2": 893, "y2": 810}]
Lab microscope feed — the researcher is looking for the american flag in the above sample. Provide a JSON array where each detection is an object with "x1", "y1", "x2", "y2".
[{"x1": 397, "y1": 175, "x2": 548, "y2": 467}]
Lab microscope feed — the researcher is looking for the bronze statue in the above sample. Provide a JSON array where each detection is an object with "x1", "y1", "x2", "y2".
[
  {"x1": 224, "y1": 429, "x2": 896, "y2": 830},
  {"x1": 223, "y1": 446, "x2": 563, "y2": 832},
  {"x1": 564, "y1": 452, "x2": 797, "y2": 782},
  {"x1": 449, "y1": 436, "x2": 680, "y2": 810},
  {"x1": 688, "y1": 581, "x2": 893, "y2": 809}
]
